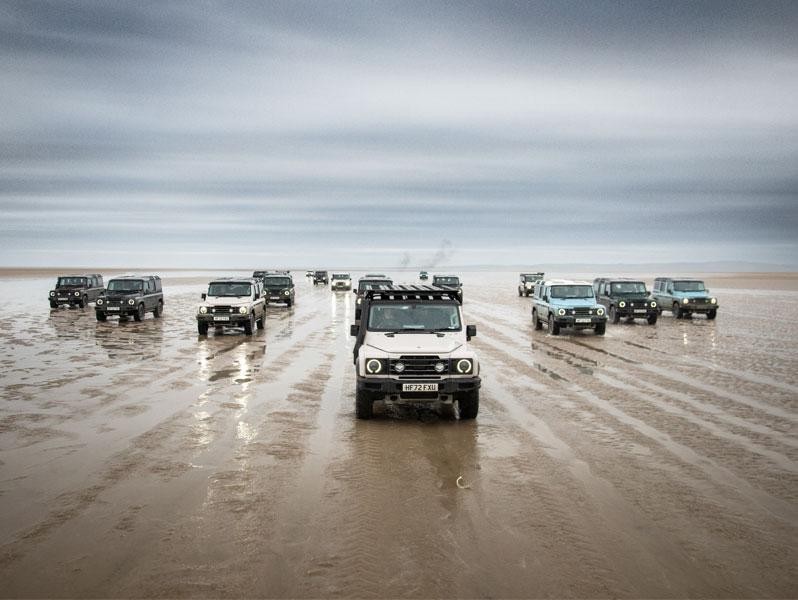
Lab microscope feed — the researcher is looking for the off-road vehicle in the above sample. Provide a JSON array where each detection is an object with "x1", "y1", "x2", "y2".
[
  {"x1": 96, "y1": 275, "x2": 163, "y2": 322},
  {"x1": 350, "y1": 285, "x2": 480, "y2": 420},
  {"x1": 432, "y1": 275, "x2": 463, "y2": 301},
  {"x1": 532, "y1": 279, "x2": 607, "y2": 335},
  {"x1": 313, "y1": 270, "x2": 329, "y2": 285},
  {"x1": 419, "y1": 271, "x2": 429, "y2": 280},
  {"x1": 196, "y1": 278, "x2": 265, "y2": 335},
  {"x1": 49, "y1": 274, "x2": 104, "y2": 308},
  {"x1": 595, "y1": 278, "x2": 658, "y2": 325},
  {"x1": 518, "y1": 272, "x2": 545, "y2": 297},
  {"x1": 652, "y1": 277, "x2": 718, "y2": 319},
  {"x1": 305, "y1": 270, "x2": 314, "y2": 278},
  {"x1": 262, "y1": 273, "x2": 295, "y2": 307},
  {"x1": 331, "y1": 272, "x2": 352, "y2": 291},
  {"x1": 354, "y1": 276, "x2": 393, "y2": 320}
]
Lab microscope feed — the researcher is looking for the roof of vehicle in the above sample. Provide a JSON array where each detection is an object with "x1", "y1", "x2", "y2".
[
  {"x1": 364, "y1": 284, "x2": 462, "y2": 304},
  {"x1": 604, "y1": 277, "x2": 645, "y2": 283},
  {"x1": 359, "y1": 276, "x2": 392, "y2": 282},
  {"x1": 365, "y1": 273, "x2": 386, "y2": 277},
  {"x1": 209, "y1": 277, "x2": 258, "y2": 284},
  {"x1": 331, "y1": 271, "x2": 350, "y2": 275},
  {"x1": 59, "y1": 274, "x2": 95, "y2": 278},
  {"x1": 263, "y1": 273, "x2": 291, "y2": 278},
  {"x1": 542, "y1": 279, "x2": 592, "y2": 286},
  {"x1": 655, "y1": 276, "x2": 703, "y2": 281},
  {"x1": 520, "y1": 272, "x2": 545, "y2": 276},
  {"x1": 109, "y1": 274, "x2": 160, "y2": 280}
]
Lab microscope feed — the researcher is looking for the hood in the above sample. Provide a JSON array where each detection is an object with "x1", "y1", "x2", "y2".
[
  {"x1": 673, "y1": 290, "x2": 710, "y2": 299},
  {"x1": 365, "y1": 334, "x2": 464, "y2": 355},
  {"x1": 550, "y1": 297, "x2": 599, "y2": 308},
  {"x1": 204, "y1": 296, "x2": 250, "y2": 306}
]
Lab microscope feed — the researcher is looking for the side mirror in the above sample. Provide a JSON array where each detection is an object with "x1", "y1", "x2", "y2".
[
  {"x1": 350, "y1": 324, "x2": 359, "y2": 337},
  {"x1": 201, "y1": 293, "x2": 206, "y2": 300},
  {"x1": 466, "y1": 324, "x2": 476, "y2": 340}
]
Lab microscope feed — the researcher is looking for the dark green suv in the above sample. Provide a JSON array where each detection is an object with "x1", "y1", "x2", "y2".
[
  {"x1": 96, "y1": 275, "x2": 163, "y2": 322},
  {"x1": 594, "y1": 278, "x2": 658, "y2": 325},
  {"x1": 262, "y1": 274, "x2": 295, "y2": 307}
]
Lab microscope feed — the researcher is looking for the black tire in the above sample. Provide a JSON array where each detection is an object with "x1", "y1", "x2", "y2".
[
  {"x1": 532, "y1": 309, "x2": 542, "y2": 330},
  {"x1": 610, "y1": 305, "x2": 620, "y2": 324},
  {"x1": 518, "y1": 288, "x2": 522, "y2": 297},
  {"x1": 198, "y1": 321, "x2": 208, "y2": 335},
  {"x1": 153, "y1": 301, "x2": 162, "y2": 318},
  {"x1": 96, "y1": 311, "x2": 107, "y2": 322},
  {"x1": 647, "y1": 313, "x2": 658, "y2": 325},
  {"x1": 243, "y1": 314, "x2": 254, "y2": 335},
  {"x1": 355, "y1": 389, "x2": 373, "y2": 419},
  {"x1": 548, "y1": 314, "x2": 560, "y2": 336},
  {"x1": 707, "y1": 309, "x2": 717, "y2": 320},
  {"x1": 286, "y1": 298, "x2": 293, "y2": 308},
  {"x1": 458, "y1": 389, "x2": 479, "y2": 420},
  {"x1": 673, "y1": 302, "x2": 683, "y2": 319},
  {"x1": 50, "y1": 301, "x2": 58, "y2": 309},
  {"x1": 79, "y1": 295, "x2": 88, "y2": 309},
  {"x1": 355, "y1": 308, "x2": 361, "y2": 321},
  {"x1": 257, "y1": 315, "x2": 264, "y2": 329},
  {"x1": 133, "y1": 303, "x2": 145, "y2": 322},
  {"x1": 595, "y1": 322, "x2": 606, "y2": 336}
]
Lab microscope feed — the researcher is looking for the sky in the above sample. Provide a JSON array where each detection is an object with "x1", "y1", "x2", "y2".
[{"x1": 1, "y1": 0, "x2": 796, "y2": 269}]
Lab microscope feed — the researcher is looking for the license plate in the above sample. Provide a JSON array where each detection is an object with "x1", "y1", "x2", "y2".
[
  {"x1": 575, "y1": 318, "x2": 591, "y2": 323},
  {"x1": 57, "y1": 297, "x2": 67, "y2": 301},
  {"x1": 402, "y1": 383, "x2": 438, "y2": 392},
  {"x1": 634, "y1": 309, "x2": 646, "y2": 313},
  {"x1": 107, "y1": 306, "x2": 120, "y2": 311},
  {"x1": 214, "y1": 316, "x2": 230, "y2": 321},
  {"x1": 270, "y1": 296, "x2": 280, "y2": 300}
]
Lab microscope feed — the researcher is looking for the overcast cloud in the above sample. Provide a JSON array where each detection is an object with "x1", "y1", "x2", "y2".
[{"x1": 1, "y1": 0, "x2": 796, "y2": 268}]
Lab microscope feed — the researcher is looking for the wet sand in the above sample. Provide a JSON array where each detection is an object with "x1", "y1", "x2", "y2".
[{"x1": 0, "y1": 271, "x2": 796, "y2": 598}]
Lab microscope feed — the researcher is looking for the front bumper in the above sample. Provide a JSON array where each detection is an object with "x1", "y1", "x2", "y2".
[
  {"x1": 264, "y1": 291, "x2": 291, "y2": 303},
  {"x1": 617, "y1": 307, "x2": 658, "y2": 318},
  {"x1": 332, "y1": 283, "x2": 351, "y2": 290},
  {"x1": 357, "y1": 376, "x2": 481, "y2": 400},
  {"x1": 197, "y1": 313, "x2": 251, "y2": 325},
  {"x1": 678, "y1": 302, "x2": 718, "y2": 312},
  {"x1": 554, "y1": 315, "x2": 607, "y2": 329}
]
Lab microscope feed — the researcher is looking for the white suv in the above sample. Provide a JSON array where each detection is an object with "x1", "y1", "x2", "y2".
[
  {"x1": 197, "y1": 278, "x2": 265, "y2": 335},
  {"x1": 330, "y1": 272, "x2": 352, "y2": 290},
  {"x1": 350, "y1": 285, "x2": 480, "y2": 420}
]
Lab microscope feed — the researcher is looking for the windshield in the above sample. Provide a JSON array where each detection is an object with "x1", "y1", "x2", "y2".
[
  {"x1": 523, "y1": 274, "x2": 543, "y2": 282},
  {"x1": 208, "y1": 282, "x2": 252, "y2": 297},
  {"x1": 368, "y1": 303, "x2": 461, "y2": 331},
  {"x1": 673, "y1": 280, "x2": 706, "y2": 292},
  {"x1": 253, "y1": 271, "x2": 268, "y2": 278},
  {"x1": 358, "y1": 280, "x2": 392, "y2": 292},
  {"x1": 315, "y1": 271, "x2": 327, "y2": 276},
  {"x1": 332, "y1": 274, "x2": 350, "y2": 280},
  {"x1": 264, "y1": 278, "x2": 291, "y2": 287},
  {"x1": 107, "y1": 279, "x2": 143, "y2": 292},
  {"x1": 435, "y1": 277, "x2": 460, "y2": 285},
  {"x1": 57, "y1": 277, "x2": 87, "y2": 287},
  {"x1": 611, "y1": 282, "x2": 647, "y2": 294},
  {"x1": 550, "y1": 285, "x2": 594, "y2": 299}
]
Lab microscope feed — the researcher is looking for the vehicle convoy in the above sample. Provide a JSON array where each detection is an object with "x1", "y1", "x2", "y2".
[
  {"x1": 354, "y1": 276, "x2": 393, "y2": 320},
  {"x1": 350, "y1": 285, "x2": 480, "y2": 420},
  {"x1": 49, "y1": 274, "x2": 104, "y2": 308},
  {"x1": 313, "y1": 270, "x2": 329, "y2": 285},
  {"x1": 595, "y1": 278, "x2": 658, "y2": 325},
  {"x1": 652, "y1": 277, "x2": 718, "y2": 319},
  {"x1": 432, "y1": 275, "x2": 463, "y2": 301},
  {"x1": 96, "y1": 275, "x2": 163, "y2": 322},
  {"x1": 419, "y1": 271, "x2": 429, "y2": 280},
  {"x1": 518, "y1": 272, "x2": 545, "y2": 297},
  {"x1": 262, "y1": 273, "x2": 295, "y2": 307},
  {"x1": 196, "y1": 278, "x2": 265, "y2": 335},
  {"x1": 532, "y1": 279, "x2": 607, "y2": 335},
  {"x1": 330, "y1": 272, "x2": 352, "y2": 291}
]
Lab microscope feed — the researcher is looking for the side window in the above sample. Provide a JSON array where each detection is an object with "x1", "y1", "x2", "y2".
[{"x1": 147, "y1": 279, "x2": 155, "y2": 293}]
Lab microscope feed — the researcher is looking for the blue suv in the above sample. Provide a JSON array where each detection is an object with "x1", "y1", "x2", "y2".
[
  {"x1": 532, "y1": 279, "x2": 607, "y2": 336},
  {"x1": 651, "y1": 278, "x2": 718, "y2": 319}
]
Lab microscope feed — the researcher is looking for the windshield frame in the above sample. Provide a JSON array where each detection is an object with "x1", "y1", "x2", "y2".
[
  {"x1": 207, "y1": 282, "x2": 253, "y2": 297},
  {"x1": 550, "y1": 285, "x2": 595, "y2": 300},
  {"x1": 367, "y1": 301, "x2": 462, "y2": 332}
]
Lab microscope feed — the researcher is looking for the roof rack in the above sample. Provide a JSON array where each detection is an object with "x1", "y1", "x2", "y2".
[{"x1": 364, "y1": 284, "x2": 461, "y2": 304}]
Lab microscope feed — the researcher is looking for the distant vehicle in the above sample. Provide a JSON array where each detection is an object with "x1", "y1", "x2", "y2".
[
  {"x1": 595, "y1": 278, "x2": 658, "y2": 325},
  {"x1": 531, "y1": 279, "x2": 606, "y2": 336},
  {"x1": 96, "y1": 275, "x2": 163, "y2": 322},
  {"x1": 331, "y1": 272, "x2": 352, "y2": 291},
  {"x1": 419, "y1": 271, "x2": 429, "y2": 280},
  {"x1": 196, "y1": 278, "x2": 265, "y2": 335},
  {"x1": 305, "y1": 270, "x2": 313, "y2": 278},
  {"x1": 262, "y1": 273, "x2": 295, "y2": 307},
  {"x1": 432, "y1": 275, "x2": 463, "y2": 301},
  {"x1": 365, "y1": 273, "x2": 387, "y2": 278},
  {"x1": 253, "y1": 270, "x2": 289, "y2": 281},
  {"x1": 49, "y1": 274, "x2": 104, "y2": 308},
  {"x1": 652, "y1": 278, "x2": 718, "y2": 319},
  {"x1": 354, "y1": 276, "x2": 393, "y2": 320},
  {"x1": 350, "y1": 285, "x2": 480, "y2": 420},
  {"x1": 313, "y1": 270, "x2": 329, "y2": 285},
  {"x1": 518, "y1": 272, "x2": 545, "y2": 297}
]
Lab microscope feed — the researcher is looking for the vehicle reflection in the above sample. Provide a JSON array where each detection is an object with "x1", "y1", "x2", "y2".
[{"x1": 93, "y1": 316, "x2": 165, "y2": 360}]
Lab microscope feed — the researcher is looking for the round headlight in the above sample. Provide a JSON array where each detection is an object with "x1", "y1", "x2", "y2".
[
  {"x1": 97, "y1": 298, "x2": 103, "y2": 305},
  {"x1": 434, "y1": 362, "x2": 445, "y2": 373},
  {"x1": 682, "y1": 298, "x2": 689, "y2": 304},
  {"x1": 49, "y1": 291, "x2": 55, "y2": 297},
  {"x1": 128, "y1": 299, "x2": 135, "y2": 305},
  {"x1": 456, "y1": 359, "x2": 473, "y2": 374},
  {"x1": 357, "y1": 298, "x2": 362, "y2": 305},
  {"x1": 239, "y1": 306, "x2": 248, "y2": 314},
  {"x1": 651, "y1": 301, "x2": 657, "y2": 308},
  {"x1": 711, "y1": 298, "x2": 717, "y2": 304},
  {"x1": 74, "y1": 291, "x2": 80, "y2": 297},
  {"x1": 394, "y1": 362, "x2": 405, "y2": 373},
  {"x1": 557, "y1": 308, "x2": 566, "y2": 316},
  {"x1": 597, "y1": 308, "x2": 605, "y2": 316},
  {"x1": 284, "y1": 290, "x2": 290, "y2": 296},
  {"x1": 199, "y1": 306, "x2": 208, "y2": 314},
  {"x1": 618, "y1": 301, "x2": 626, "y2": 308},
  {"x1": 366, "y1": 359, "x2": 383, "y2": 374}
]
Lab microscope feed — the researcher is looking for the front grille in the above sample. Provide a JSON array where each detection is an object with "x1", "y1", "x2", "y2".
[
  {"x1": 573, "y1": 307, "x2": 593, "y2": 316},
  {"x1": 689, "y1": 298, "x2": 708, "y2": 303},
  {"x1": 211, "y1": 306, "x2": 233, "y2": 314},
  {"x1": 389, "y1": 355, "x2": 449, "y2": 379}
]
